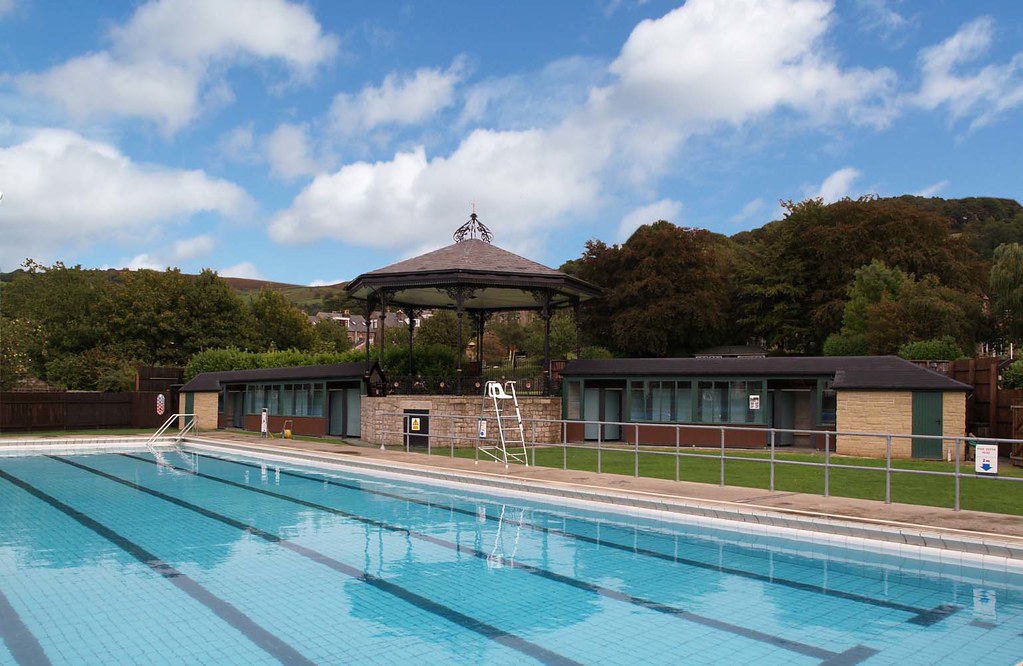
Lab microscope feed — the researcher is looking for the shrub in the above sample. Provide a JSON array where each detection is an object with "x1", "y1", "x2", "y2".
[
  {"x1": 1003, "y1": 359, "x2": 1023, "y2": 389},
  {"x1": 898, "y1": 336, "x2": 963, "y2": 361},
  {"x1": 822, "y1": 333, "x2": 869, "y2": 356}
]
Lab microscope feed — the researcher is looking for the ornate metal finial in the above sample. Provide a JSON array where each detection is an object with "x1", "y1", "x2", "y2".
[{"x1": 453, "y1": 205, "x2": 493, "y2": 243}]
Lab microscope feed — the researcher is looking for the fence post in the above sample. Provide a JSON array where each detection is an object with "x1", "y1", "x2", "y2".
[
  {"x1": 824, "y1": 431, "x2": 830, "y2": 498},
  {"x1": 634, "y1": 425, "x2": 639, "y2": 478},
  {"x1": 675, "y1": 424, "x2": 680, "y2": 483},
  {"x1": 562, "y1": 421, "x2": 568, "y2": 470},
  {"x1": 720, "y1": 426, "x2": 726, "y2": 487},
  {"x1": 597, "y1": 420, "x2": 603, "y2": 474},
  {"x1": 378, "y1": 411, "x2": 385, "y2": 451},
  {"x1": 770, "y1": 428, "x2": 776, "y2": 492},
  {"x1": 449, "y1": 414, "x2": 454, "y2": 458},
  {"x1": 954, "y1": 436, "x2": 961, "y2": 512},
  {"x1": 885, "y1": 434, "x2": 892, "y2": 504},
  {"x1": 531, "y1": 420, "x2": 537, "y2": 468}
]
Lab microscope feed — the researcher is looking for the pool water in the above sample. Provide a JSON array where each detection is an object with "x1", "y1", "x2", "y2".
[{"x1": 1, "y1": 449, "x2": 1022, "y2": 665}]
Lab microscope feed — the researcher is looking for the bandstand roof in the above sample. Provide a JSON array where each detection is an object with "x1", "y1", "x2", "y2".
[{"x1": 345, "y1": 220, "x2": 600, "y2": 311}]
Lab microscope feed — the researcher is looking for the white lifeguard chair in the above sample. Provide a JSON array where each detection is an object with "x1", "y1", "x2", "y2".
[{"x1": 478, "y1": 381, "x2": 529, "y2": 466}]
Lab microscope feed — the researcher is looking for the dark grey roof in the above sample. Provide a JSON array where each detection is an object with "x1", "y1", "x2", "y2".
[
  {"x1": 561, "y1": 356, "x2": 971, "y2": 391},
  {"x1": 182, "y1": 362, "x2": 380, "y2": 392},
  {"x1": 345, "y1": 238, "x2": 600, "y2": 310}
]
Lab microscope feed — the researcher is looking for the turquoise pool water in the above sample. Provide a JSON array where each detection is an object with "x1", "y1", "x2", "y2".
[{"x1": 1, "y1": 449, "x2": 1022, "y2": 665}]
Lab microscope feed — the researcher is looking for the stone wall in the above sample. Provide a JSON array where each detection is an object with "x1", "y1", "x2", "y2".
[
  {"x1": 836, "y1": 390, "x2": 967, "y2": 458},
  {"x1": 179, "y1": 391, "x2": 219, "y2": 431},
  {"x1": 361, "y1": 395, "x2": 562, "y2": 448}
]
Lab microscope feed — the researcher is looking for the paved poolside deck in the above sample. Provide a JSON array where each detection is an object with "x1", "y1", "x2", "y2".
[{"x1": 188, "y1": 432, "x2": 1023, "y2": 557}]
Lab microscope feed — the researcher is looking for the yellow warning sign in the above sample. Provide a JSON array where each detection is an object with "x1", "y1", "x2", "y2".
[{"x1": 411, "y1": 417, "x2": 421, "y2": 432}]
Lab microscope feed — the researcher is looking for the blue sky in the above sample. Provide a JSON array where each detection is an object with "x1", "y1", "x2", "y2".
[{"x1": 1, "y1": 0, "x2": 1021, "y2": 286}]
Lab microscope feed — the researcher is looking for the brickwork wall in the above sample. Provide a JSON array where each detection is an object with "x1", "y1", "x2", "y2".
[
  {"x1": 836, "y1": 390, "x2": 968, "y2": 459},
  {"x1": 179, "y1": 392, "x2": 219, "y2": 431},
  {"x1": 361, "y1": 395, "x2": 562, "y2": 448}
]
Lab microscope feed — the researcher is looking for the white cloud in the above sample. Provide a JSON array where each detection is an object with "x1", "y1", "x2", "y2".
[
  {"x1": 309, "y1": 277, "x2": 345, "y2": 287},
  {"x1": 730, "y1": 198, "x2": 766, "y2": 224},
  {"x1": 854, "y1": 0, "x2": 910, "y2": 38},
  {"x1": 269, "y1": 124, "x2": 608, "y2": 251},
  {"x1": 16, "y1": 0, "x2": 338, "y2": 132},
  {"x1": 19, "y1": 54, "x2": 203, "y2": 134},
  {"x1": 124, "y1": 253, "x2": 164, "y2": 270},
  {"x1": 269, "y1": 0, "x2": 897, "y2": 254},
  {"x1": 265, "y1": 122, "x2": 320, "y2": 180},
  {"x1": 0, "y1": 0, "x2": 15, "y2": 19},
  {"x1": 172, "y1": 234, "x2": 215, "y2": 261},
  {"x1": 217, "y1": 124, "x2": 259, "y2": 163},
  {"x1": 617, "y1": 199, "x2": 682, "y2": 241},
  {"x1": 0, "y1": 129, "x2": 251, "y2": 267},
  {"x1": 330, "y1": 59, "x2": 465, "y2": 135},
  {"x1": 220, "y1": 261, "x2": 262, "y2": 279},
  {"x1": 813, "y1": 166, "x2": 861, "y2": 202},
  {"x1": 913, "y1": 17, "x2": 1023, "y2": 130},
  {"x1": 914, "y1": 180, "x2": 949, "y2": 198}
]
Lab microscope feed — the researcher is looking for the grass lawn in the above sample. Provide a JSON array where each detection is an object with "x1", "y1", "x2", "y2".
[{"x1": 419, "y1": 443, "x2": 1023, "y2": 516}]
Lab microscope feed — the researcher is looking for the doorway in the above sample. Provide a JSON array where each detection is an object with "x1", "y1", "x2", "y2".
[{"x1": 584, "y1": 387, "x2": 623, "y2": 441}]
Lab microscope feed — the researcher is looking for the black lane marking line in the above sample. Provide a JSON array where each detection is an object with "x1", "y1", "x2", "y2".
[
  {"x1": 0, "y1": 587, "x2": 52, "y2": 666},
  {"x1": 55, "y1": 456, "x2": 581, "y2": 666},
  {"x1": 195, "y1": 452, "x2": 954, "y2": 626},
  {"x1": 0, "y1": 467, "x2": 314, "y2": 666},
  {"x1": 820, "y1": 645, "x2": 880, "y2": 666},
  {"x1": 122, "y1": 454, "x2": 842, "y2": 661}
]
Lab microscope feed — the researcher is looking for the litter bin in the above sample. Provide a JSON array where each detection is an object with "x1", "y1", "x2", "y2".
[{"x1": 403, "y1": 409, "x2": 429, "y2": 448}]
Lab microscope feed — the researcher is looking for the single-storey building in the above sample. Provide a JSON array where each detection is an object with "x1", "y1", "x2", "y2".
[
  {"x1": 560, "y1": 356, "x2": 971, "y2": 459},
  {"x1": 179, "y1": 362, "x2": 385, "y2": 438}
]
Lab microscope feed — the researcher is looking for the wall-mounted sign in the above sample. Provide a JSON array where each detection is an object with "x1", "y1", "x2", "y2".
[
  {"x1": 749, "y1": 395, "x2": 761, "y2": 410},
  {"x1": 975, "y1": 443, "x2": 999, "y2": 475},
  {"x1": 411, "y1": 417, "x2": 421, "y2": 432},
  {"x1": 478, "y1": 419, "x2": 487, "y2": 438},
  {"x1": 260, "y1": 408, "x2": 268, "y2": 437},
  {"x1": 156, "y1": 394, "x2": 166, "y2": 416}
]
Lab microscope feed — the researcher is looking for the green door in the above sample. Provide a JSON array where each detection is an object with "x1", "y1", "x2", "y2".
[
  {"x1": 184, "y1": 392, "x2": 194, "y2": 415},
  {"x1": 911, "y1": 392, "x2": 943, "y2": 458}
]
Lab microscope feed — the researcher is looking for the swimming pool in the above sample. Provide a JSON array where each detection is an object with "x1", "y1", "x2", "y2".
[{"x1": 1, "y1": 445, "x2": 1022, "y2": 665}]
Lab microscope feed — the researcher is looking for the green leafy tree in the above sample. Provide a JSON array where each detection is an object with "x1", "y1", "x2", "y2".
[
  {"x1": 415, "y1": 310, "x2": 462, "y2": 350},
  {"x1": 489, "y1": 312, "x2": 529, "y2": 362},
  {"x1": 312, "y1": 318, "x2": 353, "y2": 353},
  {"x1": 0, "y1": 316, "x2": 40, "y2": 390},
  {"x1": 572, "y1": 221, "x2": 733, "y2": 356},
  {"x1": 249, "y1": 288, "x2": 316, "y2": 351},
  {"x1": 1003, "y1": 359, "x2": 1023, "y2": 389},
  {"x1": 522, "y1": 310, "x2": 578, "y2": 360},
  {"x1": 990, "y1": 243, "x2": 1023, "y2": 344},
  {"x1": 898, "y1": 337, "x2": 963, "y2": 361}
]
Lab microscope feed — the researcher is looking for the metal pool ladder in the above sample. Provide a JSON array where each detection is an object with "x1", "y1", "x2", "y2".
[
  {"x1": 146, "y1": 413, "x2": 198, "y2": 471},
  {"x1": 479, "y1": 381, "x2": 529, "y2": 467}
]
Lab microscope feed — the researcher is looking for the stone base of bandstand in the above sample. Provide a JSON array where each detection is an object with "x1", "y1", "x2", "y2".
[{"x1": 361, "y1": 395, "x2": 562, "y2": 448}]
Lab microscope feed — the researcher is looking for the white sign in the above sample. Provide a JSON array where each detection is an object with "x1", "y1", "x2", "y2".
[
  {"x1": 410, "y1": 417, "x2": 421, "y2": 432},
  {"x1": 749, "y1": 394, "x2": 761, "y2": 410},
  {"x1": 260, "y1": 408, "x2": 268, "y2": 437},
  {"x1": 478, "y1": 419, "x2": 487, "y2": 438},
  {"x1": 975, "y1": 444, "x2": 998, "y2": 475}
]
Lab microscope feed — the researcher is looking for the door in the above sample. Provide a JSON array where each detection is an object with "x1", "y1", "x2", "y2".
[
  {"x1": 584, "y1": 388, "x2": 600, "y2": 440},
  {"x1": 328, "y1": 390, "x2": 344, "y2": 436},
  {"x1": 232, "y1": 392, "x2": 244, "y2": 427},
  {"x1": 772, "y1": 390, "x2": 794, "y2": 446},
  {"x1": 603, "y1": 389, "x2": 622, "y2": 441},
  {"x1": 912, "y1": 392, "x2": 944, "y2": 458},
  {"x1": 344, "y1": 389, "x2": 361, "y2": 437}
]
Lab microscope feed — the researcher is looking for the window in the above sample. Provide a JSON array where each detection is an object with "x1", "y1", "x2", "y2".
[
  {"x1": 676, "y1": 381, "x2": 692, "y2": 422},
  {"x1": 698, "y1": 381, "x2": 728, "y2": 423},
  {"x1": 821, "y1": 381, "x2": 836, "y2": 425}
]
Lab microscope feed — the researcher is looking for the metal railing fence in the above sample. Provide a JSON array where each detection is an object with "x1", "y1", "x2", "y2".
[{"x1": 374, "y1": 410, "x2": 1023, "y2": 513}]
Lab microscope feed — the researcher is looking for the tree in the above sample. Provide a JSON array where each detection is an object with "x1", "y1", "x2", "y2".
[
  {"x1": 249, "y1": 288, "x2": 316, "y2": 351},
  {"x1": 312, "y1": 318, "x2": 353, "y2": 353},
  {"x1": 488, "y1": 312, "x2": 528, "y2": 362},
  {"x1": 415, "y1": 310, "x2": 462, "y2": 350},
  {"x1": 571, "y1": 221, "x2": 733, "y2": 357},
  {"x1": 898, "y1": 337, "x2": 963, "y2": 361},
  {"x1": 0, "y1": 316, "x2": 39, "y2": 390},
  {"x1": 990, "y1": 243, "x2": 1023, "y2": 344}
]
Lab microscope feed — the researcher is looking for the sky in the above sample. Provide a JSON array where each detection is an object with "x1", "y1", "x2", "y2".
[{"x1": 0, "y1": 0, "x2": 1021, "y2": 286}]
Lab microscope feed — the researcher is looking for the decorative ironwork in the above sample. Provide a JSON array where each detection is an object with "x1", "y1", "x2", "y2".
[{"x1": 453, "y1": 211, "x2": 493, "y2": 243}]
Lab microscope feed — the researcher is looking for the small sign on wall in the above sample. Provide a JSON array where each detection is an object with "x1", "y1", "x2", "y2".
[
  {"x1": 261, "y1": 408, "x2": 268, "y2": 438},
  {"x1": 410, "y1": 417, "x2": 421, "y2": 432},
  {"x1": 156, "y1": 394, "x2": 166, "y2": 416},
  {"x1": 749, "y1": 395, "x2": 761, "y2": 410},
  {"x1": 478, "y1": 419, "x2": 487, "y2": 438},
  {"x1": 976, "y1": 444, "x2": 999, "y2": 475}
]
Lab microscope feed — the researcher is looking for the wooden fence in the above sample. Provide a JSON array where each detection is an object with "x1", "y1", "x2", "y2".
[
  {"x1": 947, "y1": 357, "x2": 1022, "y2": 440},
  {"x1": 0, "y1": 391, "x2": 172, "y2": 432}
]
